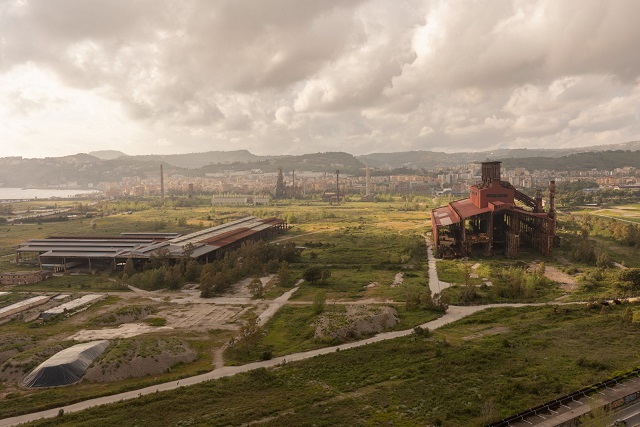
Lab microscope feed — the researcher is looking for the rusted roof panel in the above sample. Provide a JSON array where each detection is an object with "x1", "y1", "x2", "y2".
[
  {"x1": 431, "y1": 206, "x2": 459, "y2": 227},
  {"x1": 450, "y1": 199, "x2": 492, "y2": 219}
]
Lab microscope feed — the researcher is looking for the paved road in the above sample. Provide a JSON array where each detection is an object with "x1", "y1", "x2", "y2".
[{"x1": 615, "y1": 398, "x2": 640, "y2": 425}]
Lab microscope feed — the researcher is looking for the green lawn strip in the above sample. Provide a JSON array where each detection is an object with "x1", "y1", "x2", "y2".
[{"x1": 21, "y1": 304, "x2": 640, "y2": 427}]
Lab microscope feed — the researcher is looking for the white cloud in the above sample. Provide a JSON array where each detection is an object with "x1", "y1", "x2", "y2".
[{"x1": 1, "y1": 0, "x2": 639, "y2": 157}]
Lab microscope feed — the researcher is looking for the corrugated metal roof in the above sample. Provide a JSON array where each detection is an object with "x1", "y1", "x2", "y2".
[
  {"x1": 431, "y1": 206, "x2": 459, "y2": 227},
  {"x1": 450, "y1": 199, "x2": 492, "y2": 219},
  {"x1": 18, "y1": 216, "x2": 285, "y2": 262}
]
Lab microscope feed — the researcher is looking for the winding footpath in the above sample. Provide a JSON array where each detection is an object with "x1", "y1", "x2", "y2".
[{"x1": 0, "y1": 241, "x2": 563, "y2": 427}]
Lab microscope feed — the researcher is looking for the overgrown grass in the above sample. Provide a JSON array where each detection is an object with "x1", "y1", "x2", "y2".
[
  {"x1": 21, "y1": 303, "x2": 640, "y2": 427},
  {"x1": 225, "y1": 303, "x2": 442, "y2": 365},
  {"x1": 0, "y1": 330, "x2": 233, "y2": 420},
  {"x1": 16, "y1": 275, "x2": 128, "y2": 292}
]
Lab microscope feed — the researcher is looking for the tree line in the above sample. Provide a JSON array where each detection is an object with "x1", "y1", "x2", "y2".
[{"x1": 122, "y1": 241, "x2": 300, "y2": 297}]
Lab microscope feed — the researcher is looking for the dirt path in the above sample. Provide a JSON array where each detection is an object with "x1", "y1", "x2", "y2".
[
  {"x1": 424, "y1": 234, "x2": 452, "y2": 295},
  {"x1": 257, "y1": 280, "x2": 301, "y2": 326},
  {"x1": 544, "y1": 266, "x2": 577, "y2": 292}
]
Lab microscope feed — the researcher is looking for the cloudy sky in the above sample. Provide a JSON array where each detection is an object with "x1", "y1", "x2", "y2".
[{"x1": 1, "y1": 0, "x2": 640, "y2": 158}]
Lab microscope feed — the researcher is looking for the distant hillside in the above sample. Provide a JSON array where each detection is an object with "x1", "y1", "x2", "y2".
[
  {"x1": 1, "y1": 142, "x2": 638, "y2": 188},
  {"x1": 0, "y1": 152, "x2": 364, "y2": 187},
  {"x1": 500, "y1": 150, "x2": 640, "y2": 171},
  {"x1": 88, "y1": 150, "x2": 127, "y2": 160},
  {"x1": 0, "y1": 155, "x2": 185, "y2": 188},
  {"x1": 135, "y1": 150, "x2": 263, "y2": 169},
  {"x1": 358, "y1": 140, "x2": 640, "y2": 169},
  {"x1": 200, "y1": 152, "x2": 365, "y2": 174}
]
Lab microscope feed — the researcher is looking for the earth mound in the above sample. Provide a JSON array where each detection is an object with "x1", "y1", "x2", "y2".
[
  {"x1": 21, "y1": 340, "x2": 109, "y2": 388},
  {"x1": 315, "y1": 305, "x2": 399, "y2": 341}
]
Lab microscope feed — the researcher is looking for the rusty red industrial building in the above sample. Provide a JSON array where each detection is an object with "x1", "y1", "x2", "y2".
[{"x1": 431, "y1": 161, "x2": 556, "y2": 258}]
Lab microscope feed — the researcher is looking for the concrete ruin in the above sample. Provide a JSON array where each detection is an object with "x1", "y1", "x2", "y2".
[{"x1": 431, "y1": 161, "x2": 556, "y2": 258}]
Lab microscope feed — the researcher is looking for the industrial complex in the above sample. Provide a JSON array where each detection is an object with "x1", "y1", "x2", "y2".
[
  {"x1": 16, "y1": 216, "x2": 287, "y2": 272},
  {"x1": 431, "y1": 161, "x2": 556, "y2": 258}
]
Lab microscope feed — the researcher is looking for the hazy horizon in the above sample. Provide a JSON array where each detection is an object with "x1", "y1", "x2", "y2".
[{"x1": 2, "y1": 1, "x2": 640, "y2": 158}]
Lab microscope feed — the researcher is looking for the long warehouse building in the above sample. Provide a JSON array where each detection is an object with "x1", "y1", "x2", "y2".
[{"x1": 16, "y1": 216, "x2": 287, "y2": 272}]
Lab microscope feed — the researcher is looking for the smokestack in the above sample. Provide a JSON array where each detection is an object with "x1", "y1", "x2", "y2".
[
  {"x1": 160, "y1": 164, "x2": 165, "y2": 198},
  {"x1": 549, "y1": 180, "x2": 556, "y2": 214},
  {"x1": 481, "y1": 161, "x2": 502, "y2": 186},
  {"x1": 336, "y1": 169, "x2": 340, "y2": 202},
  {"x1": 292, "y1": 170, "x2": 295, "y2": 198}
]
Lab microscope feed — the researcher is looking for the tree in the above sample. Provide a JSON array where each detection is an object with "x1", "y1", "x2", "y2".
[
  {"x1": 277, "y1": 261, "x2": 290, "y2": 287},
  {"x1": 184, "y1": 260, "x2": 201, "y2": 282},
  {"x1": 123, "y1": 258, "x2": 136, "y2": 278},
  {"x1": 248, "y1": 276, "x2": 265, "y2": 299},
  {"x1": 595, "y1": 251, "x2": 611, "y2": 269},
  {"x1": 619, "y1": 268, "x2": 640, "y2": 295},
  {"x1": 312, "y1": 290, "x2": 326, "y2": 315},
  {"x1": 182, "y1": 242, "x2": 196, "y2": 260},
  {"x1": 303, "y1": 266, "x2": 323, "y2": 284},
  {"x1": 200, "y1": 264, "x2": 216, "y2": 298},
  {"x1": 150, "y1": 247, "x2": 171, "y2": 268},
  {"x1": 149, "y1": 268, "x2": 166, "y2": 289},
  {"x1": 166, "y1": 264, "x2": 183, "y2": 290},
  {"x1": 233, "y1": 312, "x2": 264, "y2": 354},
  {"x1": 275, "y1": 167, "x2": 286, "y2": 199},
  {"x1": 321, "y1": 269, "x2": 331, "y2": 285}
]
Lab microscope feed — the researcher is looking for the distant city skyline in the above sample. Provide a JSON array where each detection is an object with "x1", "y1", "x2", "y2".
[{"x1": 1, "y1": 0, "x2": 640, "y2": 158}]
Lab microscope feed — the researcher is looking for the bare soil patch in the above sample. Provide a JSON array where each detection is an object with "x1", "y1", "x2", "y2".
[
  {"x1": 544, "y1": 266, "x2": 577, "y2": 292},
  {"x1": 158, "y1": 303, "x2": 246, "y2": 331}
]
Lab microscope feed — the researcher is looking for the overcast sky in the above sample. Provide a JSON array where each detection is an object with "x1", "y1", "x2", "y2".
[{"x1": 1, "y1": 0, "x2": 639, "y2": 158}]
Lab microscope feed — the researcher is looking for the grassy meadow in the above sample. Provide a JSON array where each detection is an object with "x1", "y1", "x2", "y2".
[
  {"x1": 21, "y1": 303, "x2": 640, "y2": 427},
  {"x1": 2, "y1": 197, "x2": 640, "y2": 425}
]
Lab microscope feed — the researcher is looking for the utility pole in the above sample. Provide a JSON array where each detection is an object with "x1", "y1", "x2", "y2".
[
  {"x1": 335, "y1": 169, "x2": 340, "y2": 203},
  {"x1": 160, "y1": 164, "x2": 165, "y2": 199}
]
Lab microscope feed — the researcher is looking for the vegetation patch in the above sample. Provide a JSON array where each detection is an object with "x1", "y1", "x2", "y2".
[
  {"x1": 85, "y1": 338, "x2": 197, "y2": 382},
  {"x1": 89, "y1": 305, "x2": 156, "y2": 326},
  {"x1": 314, "y1": 305, "x2": 399, "y2": 341},
  {"x1": 21, "y1": 304, "x2": 640, "y2": 427}
]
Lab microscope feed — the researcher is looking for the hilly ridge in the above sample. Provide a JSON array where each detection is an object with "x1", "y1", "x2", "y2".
[{"x1": 1, "y1": 141, "x2": 639, "y2": 188}]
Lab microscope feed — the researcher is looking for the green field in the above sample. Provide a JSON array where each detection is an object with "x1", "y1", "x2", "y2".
[
  {"x1": 1, "y1": 198, "x2": 640, "y2": 425},
  {"x1": 21, "y1": 303, "x2": 640, "y2": 427}
]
